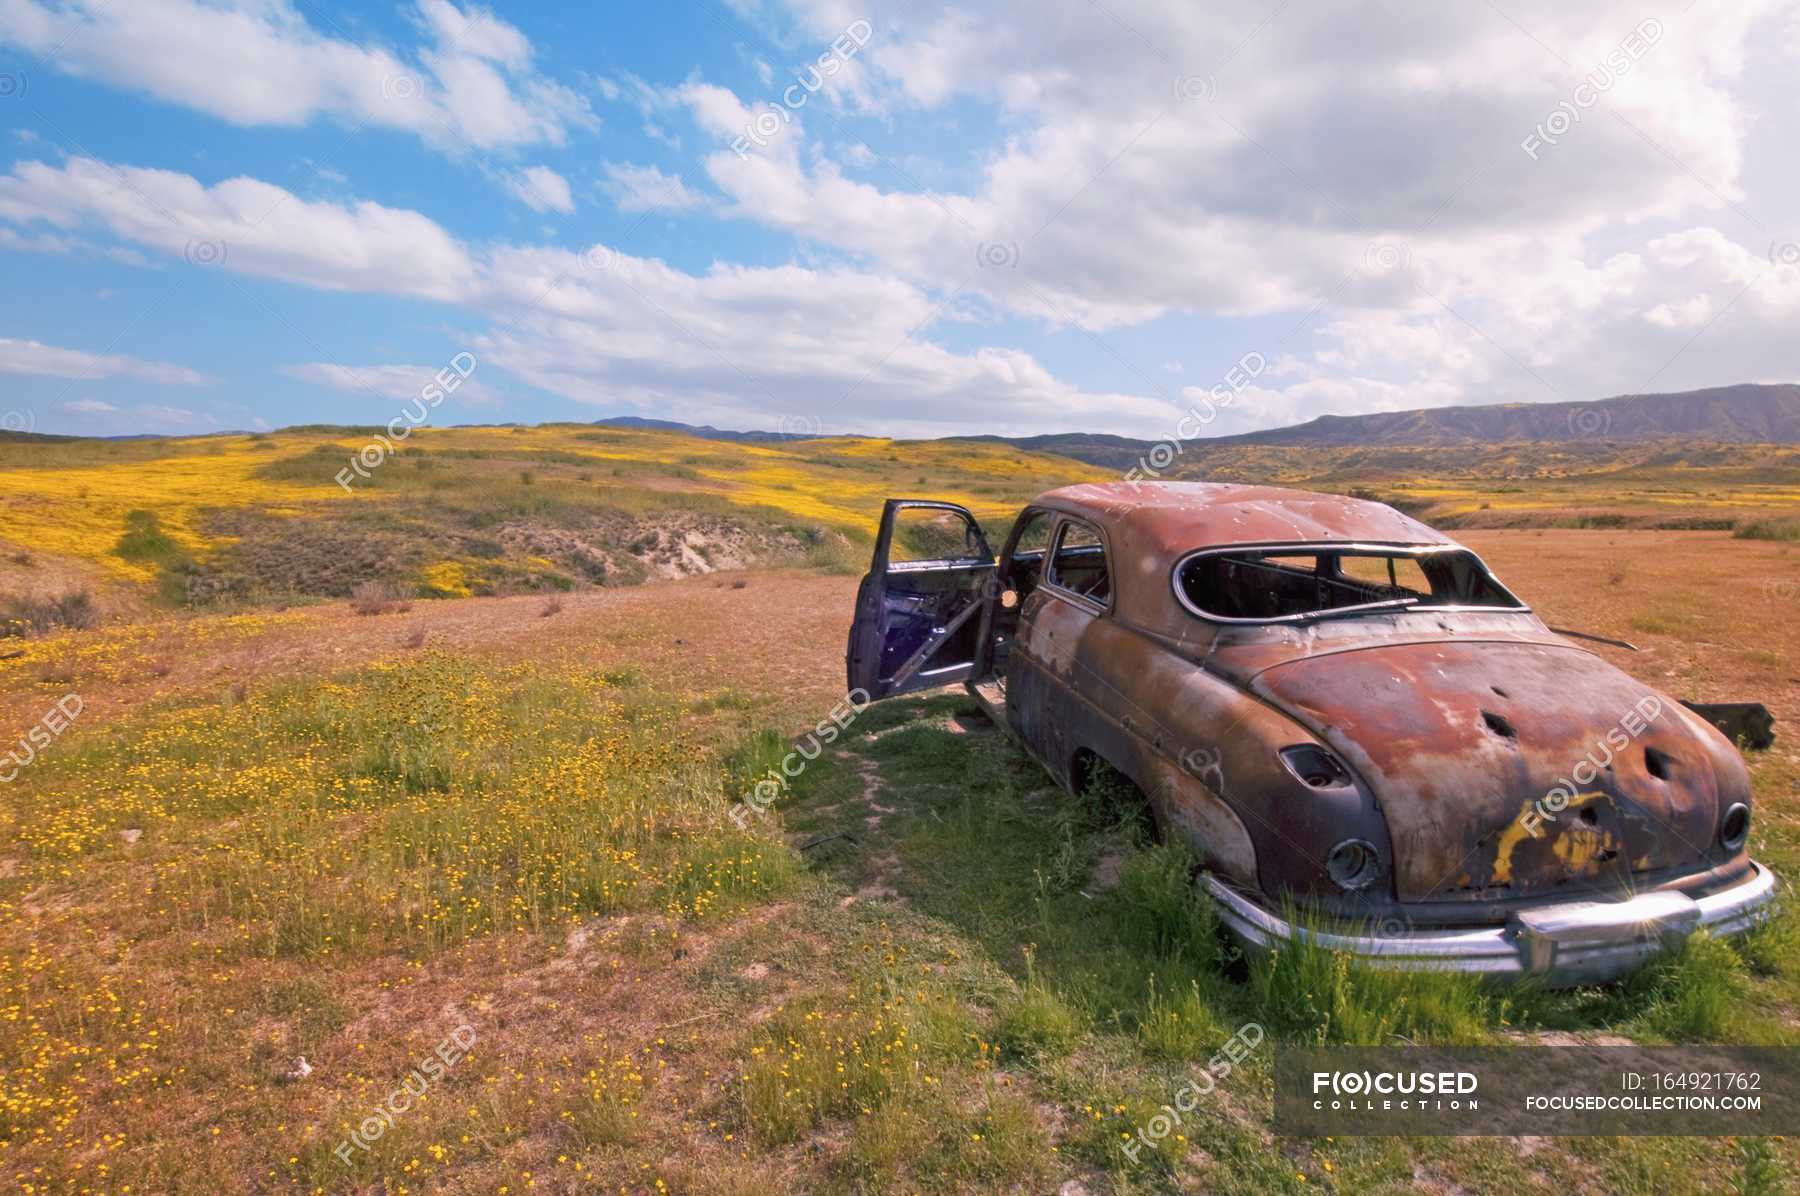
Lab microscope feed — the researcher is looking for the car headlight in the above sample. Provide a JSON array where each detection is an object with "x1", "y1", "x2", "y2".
[
  {"x1": 1326, "y1": 838, "x2": 1382, "y2": 891},
  {"x1": 1719, "y1": 802, "x2": 1751, "y2": 852}
]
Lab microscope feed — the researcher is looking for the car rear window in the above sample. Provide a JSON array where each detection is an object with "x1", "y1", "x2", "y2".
[
  {"x1": 1048, "y1": 519, "x2": 1111, "y2": 605},
  {"x1": 1176, "y1": 547, "x2": 1522, "y2": 622}
]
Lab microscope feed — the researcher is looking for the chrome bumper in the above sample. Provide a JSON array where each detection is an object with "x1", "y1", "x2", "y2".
[{"x1": 1206, "y1": 861, "x2": 1777, "y2": 988}]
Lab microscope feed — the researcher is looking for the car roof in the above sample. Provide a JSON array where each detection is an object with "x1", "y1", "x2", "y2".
[{"x1": 1031, "y1": 481, "x2": 1454, "y2": 557}]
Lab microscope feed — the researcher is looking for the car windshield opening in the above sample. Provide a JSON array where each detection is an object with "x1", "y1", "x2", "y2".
[{"x1": 1176, "y1": 546, "x2": 1524, "y2": 622}]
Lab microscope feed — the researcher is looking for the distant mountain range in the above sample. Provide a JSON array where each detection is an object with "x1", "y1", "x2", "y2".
[
  {"x1": 594, "y1": 416, "x2": 807, "y2": 443},
  {"x1": 603, "y1": 383, "x2": 1800, "y2": 469}
]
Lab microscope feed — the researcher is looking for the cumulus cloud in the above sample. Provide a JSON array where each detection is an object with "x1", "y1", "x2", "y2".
[
  {"x1": 0, "y1": 336, "x2": 210, "y2": 384},
  {"x1": 600, "y1": 162, "x2": 704, "y2": 213},
  {"x1": 502, "y1": 166, "x2": 576, "y2": 214},
  {"x1": 0, "y1": 157, "x2": 478, "y2": 301},
  {"x1": 3, "y1": 0, "x2": 1796, "y2": 437},
  {"x1": 284, "y1": 361, "x2": 501, "y2": 407},
  {"x1": 0, "y1": 0, "x2": 594, "y2": 151}
]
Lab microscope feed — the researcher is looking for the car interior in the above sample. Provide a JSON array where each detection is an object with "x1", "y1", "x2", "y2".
[
  {"x1": 1178, "y1": 547, "x2": 1523, "y2": 620},
  {"x1": 873, "y1": 506, "x2": 994, "y2": 686},
  {"x1": 1047, "y1": 519, "x2": 1112, "y2": 604}
]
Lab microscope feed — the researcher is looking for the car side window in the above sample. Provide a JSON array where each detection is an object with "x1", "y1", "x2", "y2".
[
  {"x1": 1009, "y1": 510, "x2": 1054, "y2": 557},
  {"x1": 1048, "y1": 519, "x2": 1111, "y2": 605},
  {"x1": 889, "y1": 505, "x2": 988, "y2": 565}
]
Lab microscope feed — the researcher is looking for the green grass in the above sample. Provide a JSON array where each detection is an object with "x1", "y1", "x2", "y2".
[
  {"x1": 5, "y1": 654, "x2": 799, "y2": 958},
  {"x1": 758, "y1": 690, "x2": 1799, "y2": 1193}
]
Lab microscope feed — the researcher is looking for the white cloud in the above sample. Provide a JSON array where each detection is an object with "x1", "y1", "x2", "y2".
[
  {"x1": 0, "y1": 157, "x2": 478, "y2": 301},
  {"x1": 502, "y1": 166, "x2": 575, "y2": 214},
  {"x1": 0, "y1": 336, "x2": 209, "y2": 384},
  {"x1": 283, "y1": 361, "x2": 501, "y2": 407},
  {"x1": 600, "y1": 162, "x2": 703, "y2": 213},
  {"x1": 138, "y1": 404, "x2": 212, "y2": 428},
  {"x1": 0, "y1": 0, "x2": 594, "y2": 152},
  {"x1": 63, "y1": 398, "x2": 119, "y2": 414}
]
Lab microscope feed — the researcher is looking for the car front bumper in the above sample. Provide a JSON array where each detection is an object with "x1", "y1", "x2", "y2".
[{"x1": 1205, "y1": 861, "x2": 1778, "y2": 988}]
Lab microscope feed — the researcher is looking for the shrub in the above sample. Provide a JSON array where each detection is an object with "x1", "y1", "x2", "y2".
[
  {"x1": 1, "y1": 588, "x2": 99, "y2": 637},
  {"x1": 1733, "y1": 518, "x2": 1800, "y2": 541},
  {"x1": 114, "y1": 510, "x2": 188, "y2": 567},
  {"x1": 349, "y1": 580, "x2": 410, "y2": 615}
]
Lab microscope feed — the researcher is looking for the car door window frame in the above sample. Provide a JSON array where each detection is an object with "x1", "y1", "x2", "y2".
[
  {"x1": 1042, "y1": 515, "x2": 1115, "y2": 613},
  {"x1": 878, "y1": 501, "x2": 993, "y2": 574}
]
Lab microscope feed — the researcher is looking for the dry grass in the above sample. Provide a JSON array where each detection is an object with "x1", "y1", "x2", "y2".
[
  {"x1": 0, "y1": 587, "x2": 98, "y2": 637},
  {"x1": 350, "y1": 580, "x2": 413, "y2": 616},
  {"x1": 0, "y1": 485, "x2": 1794, "y2": 1192}
]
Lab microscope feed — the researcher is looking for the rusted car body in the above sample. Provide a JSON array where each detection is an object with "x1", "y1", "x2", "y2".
[{"x1": 846, "y1": 482, "x2": 1775, "y2": 986}]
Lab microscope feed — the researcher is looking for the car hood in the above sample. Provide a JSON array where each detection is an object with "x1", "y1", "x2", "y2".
[{"x1": 1235, "y1": 638, "x2": 1725, "y2": 903}]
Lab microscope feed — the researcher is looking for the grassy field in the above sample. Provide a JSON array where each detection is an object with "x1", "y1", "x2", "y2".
[
  {"x1": 1156, "y1": 440, "x2": 1800, "y2": 532},
  {"x1": 0, "y1": 426, "x2": 1107, "y2": 619},
  {"x1": 1, "y1": 426, "x2": 1798, "y2": 1193}
]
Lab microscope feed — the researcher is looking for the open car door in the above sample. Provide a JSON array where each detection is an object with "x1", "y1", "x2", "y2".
[{"x1": 846, "y1": 499, "x2": 996, "y2": 699}]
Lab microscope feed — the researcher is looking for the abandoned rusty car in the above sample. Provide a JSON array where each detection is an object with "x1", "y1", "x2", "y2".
[{"x1": 845, "y1": 482, "x2": 1776, "y2": 986}]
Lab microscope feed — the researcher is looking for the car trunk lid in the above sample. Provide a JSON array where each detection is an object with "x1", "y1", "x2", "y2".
[{"x1": 1240, "y1": 639, "x2": 1720, "y2": 902}]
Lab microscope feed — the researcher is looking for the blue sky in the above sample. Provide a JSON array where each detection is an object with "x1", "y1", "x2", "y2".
[{"x1": 0, "y1": 1, "x2": 1796, "y2": 440}]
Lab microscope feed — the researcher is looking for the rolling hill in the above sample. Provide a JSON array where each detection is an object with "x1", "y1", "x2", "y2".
[{"x1": 609, "y1": 383, "x2": 1800, "y2": 469}]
